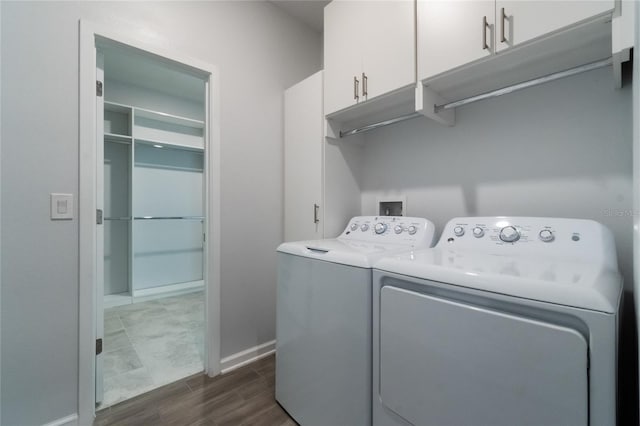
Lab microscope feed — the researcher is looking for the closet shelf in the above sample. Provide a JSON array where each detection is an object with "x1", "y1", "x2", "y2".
[
  {"x1": 105, "y1": 133, "x2": 133, "y2": 144},
  {"x1": 135, "y1": 137, "x2": 204, "y2": 152},
  {"x1": 105, "y1": 101, "x2": 133, "y2": 114},
  {"x1": 135, "y1": 107, "x2": 204, "y2": 129}
]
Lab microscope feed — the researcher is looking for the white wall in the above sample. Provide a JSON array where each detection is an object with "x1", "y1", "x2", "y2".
[
  {"x1": 361, "y1": 67, "x2": 633, "y2": 289},
  {"x1": 0, "y1": 2, "x2": 321, "y2": 424}
]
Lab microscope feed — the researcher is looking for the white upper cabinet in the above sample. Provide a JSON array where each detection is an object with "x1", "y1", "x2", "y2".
[
  {"x1": 418, "y1": 1, "x2": 495, "y2": 80},
  {"x1": 324, "y1": 0, "x2": 416, "y2": 116},
  {"x1": 418, "y1": 0, "x2": 616, "y2": 82},
  {"x1": 496, "y1": 1, "x2": 614, "y2": 52},
  {"x1": 324, "y1": 0, "x2": 363, "y2": 116}
]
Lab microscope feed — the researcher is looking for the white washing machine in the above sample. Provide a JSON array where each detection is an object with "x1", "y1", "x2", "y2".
[
  {"x1": 372, "y1": 216, "x2": 622, "y2": 426},
  {"x1": 276, "y1": 216, "x2": 436, "y2": 426}
]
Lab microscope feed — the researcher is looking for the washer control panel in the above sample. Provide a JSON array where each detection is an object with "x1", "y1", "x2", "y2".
[
  {"x1": 438, "y1": 217, "x2": 617, "y2": 264},
  {"x1": 340, "y1": 216, "x2": 436, "y2": 247}
]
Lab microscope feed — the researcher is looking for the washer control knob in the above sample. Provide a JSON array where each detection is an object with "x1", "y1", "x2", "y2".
[
  {"x1": 374, "y1": 223, "x2": 387, "y2": 235},
  {"x1": 407, "y1": 225, "x2": 418, "y2": 235},
  {"x1": 499, "y1": 226, "x2": 520, "y2": 243},
  {"x1": 453, "y1": 226, "x2": 465, "y2": 237},
  {"x1": 360, "y1": 224, "x2": 369, "y2": 232},
  {"x1": 539, "y1": 229, "x2": 555, "y2": 243},
  {"x1": 350, "y1": 223, "x2": 358, "y2": 231},
  {"x1": 394, "y1": 225, "x2": 403, "y2": 234},
  {"x1": 472, "y1": 227, "x2": 485, "y2": 238}
]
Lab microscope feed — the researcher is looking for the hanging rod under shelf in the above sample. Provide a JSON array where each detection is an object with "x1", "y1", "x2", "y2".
[
  {"x1": 104, "y1": 216, "x2": 205, "y2": 221},
  {"x1": 339, "y1": 112, "x2": 422, "y2": 138},
  {"x1": 135, "y1": 216, "x2": 204, "y2": 220},
  {"x1": 338, "y1": 57, "x2": 613, "y2": 138},
  {"x1": 434, "y1": 57, "x2": 613, "y2": 112}
]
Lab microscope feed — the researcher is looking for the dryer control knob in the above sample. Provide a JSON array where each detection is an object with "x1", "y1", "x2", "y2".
[
  {"x1": 453, "y1": 226, "x2": 465, "y2": 237},
  {"x1": 499, "y1": 226, "x2": 520, "y2": 243},
  {"x1": 472, "y1": 227, "x2": 485, "y2": 238},
  {"x1": 360, "y1": 224, "x2": 369, "y2": 232},
  {"x1": 350, "y1": 223, "x2": 358, "y2": 231},
  {"x1": 539, "y1": 229, "x2": 555, "y2": 243},
  {"x1": 374, "y1": 223, "x2": 387, "y2": 234},
  {"x1": 394, "y1": 225, "x2": 403, "y2": 234},
  {"x1": 407, "y1": 225, "x2": 418, "y2": 235}
]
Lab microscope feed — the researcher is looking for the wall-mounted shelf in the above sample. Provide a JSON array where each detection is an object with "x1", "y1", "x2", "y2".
[{"x1": 327, "y1": 11, "x2": 631, "y2": 138}]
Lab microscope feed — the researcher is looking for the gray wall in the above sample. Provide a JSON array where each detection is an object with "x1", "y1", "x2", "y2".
[
  {"x1": 0, "y1": 2, "x2": 321, "y2": 424},
  {"x1": 361, "y1": 67, "x2": 633, "y2": 291}
]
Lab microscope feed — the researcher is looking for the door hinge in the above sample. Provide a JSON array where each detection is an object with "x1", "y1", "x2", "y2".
[
  {"x1": 96, "y1": 209, "x2": 103, "y2": 225},
  {"x1": 203, "y1": 233, "x2": 206, "y2": 242},
  {"x1": 96, "y1": 80, "x2": 103, "y2": 97},
  {"x1": 96, "y1": 338, "x2": 103, "y2": 355}
]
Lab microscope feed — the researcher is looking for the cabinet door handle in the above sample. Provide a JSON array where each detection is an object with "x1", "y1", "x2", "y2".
[
  {"x1": 482, "y1": 16, "x2": 489, "y2": 50},
  {"x1": 354, "y1": 76, "x2": 359, "y2": 101},
  {"x1": 500, "y1": 8, "x2": 508, "y2": 43},
  {"x1": 313, "y1": 204, "x2": 320, "y2": 224},
  {"x1": 362, "y1": 72, "x2": 368, "y2": 98}
]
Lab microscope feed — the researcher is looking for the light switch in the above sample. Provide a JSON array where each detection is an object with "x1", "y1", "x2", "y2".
[{"x1": 51, "y1": 193, "x2": 74, "y2": 220}]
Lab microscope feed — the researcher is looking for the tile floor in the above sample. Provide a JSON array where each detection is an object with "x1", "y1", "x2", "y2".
[{"x1": 99, "y1": 291, "x2": 205, "y2": 409}]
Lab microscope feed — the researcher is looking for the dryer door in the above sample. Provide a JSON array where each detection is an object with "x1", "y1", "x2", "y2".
[{"x1": 379, "y1": 286, "x2": 588, "y2": 426}]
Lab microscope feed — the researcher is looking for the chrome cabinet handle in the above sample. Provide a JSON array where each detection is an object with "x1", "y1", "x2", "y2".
[
  {"x1": 313, "y1": 204, "x2": 320, "y2": 224},
  {"x1": 501, "y1": 8, "x2": 508, "y2": 43},
  {"x1": 354, "y1": 76, "x2": 359, "y2": 101},
  {"x1": 362, "y1": 73, "x2": 368, "y2": 97},
  {"x1": 482, "y1": 16, "x2": 489, "y2": 50}
]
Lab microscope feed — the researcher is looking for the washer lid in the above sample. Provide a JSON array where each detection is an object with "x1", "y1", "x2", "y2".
[
  {"x1": 278, "y1": 239, "x2": 417, "y2": 268},
  {"x1": 374, "y1": 248, "x2": 622, "y2": 313}
]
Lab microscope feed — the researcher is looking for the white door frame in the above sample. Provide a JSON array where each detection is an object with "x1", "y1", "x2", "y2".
[{"x1": 78, "y1": 19, "x2": 221, "y2": 425}]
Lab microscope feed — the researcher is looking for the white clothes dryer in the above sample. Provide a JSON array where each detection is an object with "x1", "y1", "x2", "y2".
[
  {"x1": 372, "y1": 217, "x2": 622, "y2": 426},
  {"x1": 276, "y1": 216, "x2": 436, "y2": 426}
]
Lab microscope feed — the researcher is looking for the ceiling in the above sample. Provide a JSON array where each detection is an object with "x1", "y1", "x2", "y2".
[{"x1": 270, "y1": 0, "x2": 330, "y2": 33}]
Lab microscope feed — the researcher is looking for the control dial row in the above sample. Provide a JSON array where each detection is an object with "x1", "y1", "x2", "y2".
[
  {"x1": 450, "y1": 224, "x2": 555, "y2": 243},
  {"x1": 349, "y1": 222, "x2": 418, "y2": 235}
]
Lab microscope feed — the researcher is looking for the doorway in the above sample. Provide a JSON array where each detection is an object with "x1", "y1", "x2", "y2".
[{"x1": 79, "y1": 21, "x2": 221, "y2": 424}]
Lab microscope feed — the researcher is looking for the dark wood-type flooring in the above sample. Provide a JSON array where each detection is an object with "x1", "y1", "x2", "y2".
[{"x1": 95, "y1": 354, "x2": 296, "y2": 426}]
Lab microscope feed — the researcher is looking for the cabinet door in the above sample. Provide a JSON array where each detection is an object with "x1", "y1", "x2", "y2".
[
  {"x1": 361, "y1": 0, "x2": 416, "y2": 101},
  {"x1": 418, "y1": 0, "x2": 496, "y2": 81},
  {"x1": 496, "y1": 0, "x2": 614, "y2": 52},
  {"x1": 284, "y1": 72, "x2": 324, "y2": 242},
  {"x1": 324, "y1": 0, "x2": 364, "y2": 115}
]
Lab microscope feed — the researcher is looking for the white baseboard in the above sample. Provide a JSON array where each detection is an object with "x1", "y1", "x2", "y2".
[
  {"x1": 220, "y1": 340, "x2": 276, "y2": 374},
  {"x1": 42, "y1": 413, "x2": 78, "y2": 426}
]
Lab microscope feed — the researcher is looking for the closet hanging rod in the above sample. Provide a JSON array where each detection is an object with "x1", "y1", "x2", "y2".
[
  {"x1": 434, "y1": 57, "x2": 613, "y2": 112},
  {"x1": 104, "y1": 217, "x2": 131, "y2": 221},
  {"x1": 134, "y1": 216, "x2": 205, "y2": 220},
  {"x1": 339, "y1": 112, "x2": 422, "y2": 138}
]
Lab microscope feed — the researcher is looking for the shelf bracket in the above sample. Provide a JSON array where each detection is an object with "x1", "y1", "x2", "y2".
[{"x1": 416, "y1": 84, "x2": 455, "y2": 127}]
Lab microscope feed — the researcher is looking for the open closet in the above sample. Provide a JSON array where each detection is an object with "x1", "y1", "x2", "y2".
[{"x1": 97, "y1": 45, "x2": 207, "y2": 408}]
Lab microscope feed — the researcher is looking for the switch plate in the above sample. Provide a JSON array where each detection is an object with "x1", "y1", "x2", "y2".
[{"x1": 50, "y1": 193, "x2": 74, "y2": 220}]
